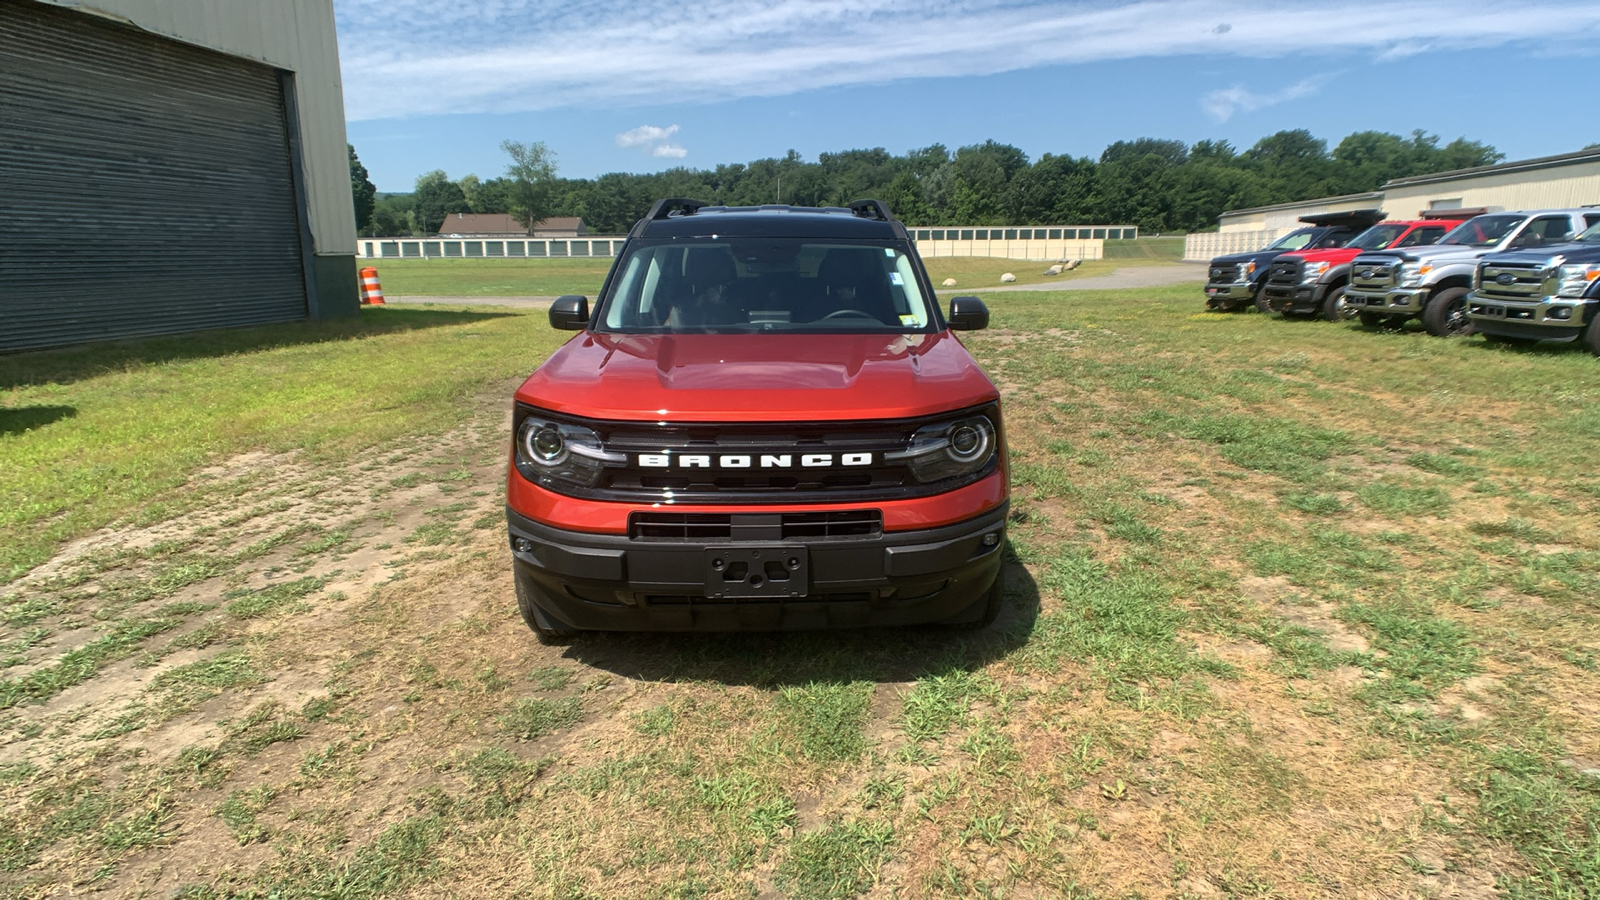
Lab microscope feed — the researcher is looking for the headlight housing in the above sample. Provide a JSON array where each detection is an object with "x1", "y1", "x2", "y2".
[
  {"x1": 886, "y1": 415, "x2": 997, "y2": 484},
  {"x1": 1243, "y1": 261, "x2": 1257, "y2": 279},
  {"x1": 1301, "y1": 261, "x2": 1330, "y2": 283},
  {"x1": 1398, "y1": 262, "x2": 1433, "y2": 287},
  {"x1": 515, "y1": 414, "x2": 625, "y2": 489},
  {"x1": 1557, "y1": 264, "x2": 1600, "y2": 298}
]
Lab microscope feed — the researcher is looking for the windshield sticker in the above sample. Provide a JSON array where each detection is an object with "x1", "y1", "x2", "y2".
[{"x1": 889, "y1": 272, "x2": 904, "y2": 285}]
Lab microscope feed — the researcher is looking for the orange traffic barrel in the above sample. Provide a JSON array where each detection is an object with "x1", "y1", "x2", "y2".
[{"x1": 359, "y1": 266, "x2": 386, "y2": 305}]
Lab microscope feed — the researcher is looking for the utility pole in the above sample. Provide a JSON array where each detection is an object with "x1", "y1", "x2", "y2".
[{"x1": 776, "y1": 176, "x2": 781, "y2": 204}]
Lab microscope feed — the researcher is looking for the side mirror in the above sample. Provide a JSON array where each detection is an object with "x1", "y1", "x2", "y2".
[
  {"x1": 948, "y1": 296, "x2": 989, "y2": 331},
  {"x1": 549, "y1": 295, "x2": 589, "y2": 330}
]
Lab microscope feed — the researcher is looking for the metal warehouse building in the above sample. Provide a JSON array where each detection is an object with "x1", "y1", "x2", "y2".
[
  {"x1": 0, "y1": 0, "x2": 358, "y2": 353},
  {"x1": 1186, "y1": 148, "x2": 1600, "y2": 260}
]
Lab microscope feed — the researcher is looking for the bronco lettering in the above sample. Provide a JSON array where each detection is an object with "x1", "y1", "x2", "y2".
[{"x1": 638, "y1": 452, "x2": 874, "y2": 468}]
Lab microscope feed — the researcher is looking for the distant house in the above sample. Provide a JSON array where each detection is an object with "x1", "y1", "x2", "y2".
[{"x1": 435, "y1": 213, "x2": 586, "y2": 238}]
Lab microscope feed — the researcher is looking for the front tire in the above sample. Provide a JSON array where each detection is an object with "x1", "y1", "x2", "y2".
[
  {"x1": 515, "y1": 567, "x2": 580, "y2": 644},
  {"x1": 1584, "y1": 317, "x2": 1600, "y2": 357},
  {"x1": 1421, "y1": 287, "x2": 1473, "y2": 337},
  {"x1": 1321, "y1": 286, "x2": 1353, "y2": 322},
  {"x1": 1255, "y1": 294, "x2": 1273, "y2": 315}
]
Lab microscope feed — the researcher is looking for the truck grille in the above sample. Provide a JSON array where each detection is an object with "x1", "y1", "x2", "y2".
[
  {"x1": 1266, "y1": 259, "x2": 1302, "y2": 287},
  {"x1": 1350, "y1": 257, "x2": 1397, "y2": 292},
  {"x1": 521, "y1": 404, "x2": 1002, "y2": 504},
  {"x1": 1476, "y1": 262, "x2": 1553, "y2": 301},
  {"x1": 629, "y1": 510, "x2": 882, "y2": 542},
  {"x1": 1208, "y1": 263, "x2": 1241, "y2": 285}
]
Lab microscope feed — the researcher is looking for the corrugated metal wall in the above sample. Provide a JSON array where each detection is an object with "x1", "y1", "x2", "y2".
[
  {"x1": 1384, "y1": 162, "x2": 1600, "y2": 216},
  {"x1": 0, "y1": 0, "x2": 309, "y2": 351}
]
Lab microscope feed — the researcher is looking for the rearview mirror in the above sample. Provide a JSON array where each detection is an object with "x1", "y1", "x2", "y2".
[
  {"x1": 549, "y1": 295, "x2": 589, "y2": 330},
  {"x1": 947, "y1": 296, "x2": 989, "y2": 331}
]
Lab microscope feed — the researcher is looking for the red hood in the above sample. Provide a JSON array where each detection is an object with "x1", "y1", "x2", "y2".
[
  {"x1": 515, "y1": 331, "x2": 998, "y2": 422},
  {"x1": 1285, "y1": 247, "x2": 1364, "y2": 265}
]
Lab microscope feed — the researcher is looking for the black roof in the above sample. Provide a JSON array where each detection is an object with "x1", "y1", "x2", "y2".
[{"x1": 629, "y1": 199, "x2": 908, "y2": 240}]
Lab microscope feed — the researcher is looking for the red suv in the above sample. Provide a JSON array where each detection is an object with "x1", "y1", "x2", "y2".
[
  {"x1": 505, "y1": 199, "x2": 1008, "y2": 640},
  {"x1": 1261, "y1": 212, "x2": 1464, "y2": 320}
]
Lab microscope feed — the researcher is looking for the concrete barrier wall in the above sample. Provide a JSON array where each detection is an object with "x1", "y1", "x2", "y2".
[{"x1": 1183, "y1": 230, "x2": 1288, "y2": 261}]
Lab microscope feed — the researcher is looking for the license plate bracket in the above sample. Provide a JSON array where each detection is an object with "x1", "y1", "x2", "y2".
[{"x1": 704, "y1": 546, "x2": 808, "y2": 599}]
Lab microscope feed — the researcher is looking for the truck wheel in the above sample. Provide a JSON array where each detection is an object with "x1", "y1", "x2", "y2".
[
  {"x1": 1254, "y1": 295, "x2": 1273, "y2": 314},
  {"x1": 1421, "y1": 287, "x2": 1473, "y2": 337},
  {"x1": 947, "y1": 569, "x2": 1005, "y2": 630},
  {"x1": 1321, "y1": 286, "x2": 1354, "y2": 322},
  {"x1": 514, "y1": 568, "x2": 580, "y2": 644},
  {"x1": 1584, "y1": 318, "x2": 1600, "y2": 357}
]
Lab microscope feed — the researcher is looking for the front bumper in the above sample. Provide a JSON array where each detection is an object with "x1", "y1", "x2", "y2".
[
  {"x1": 1466, "y1": 294, "x2": 1593, "y2": 342},
  {"x1": 507, "y1": 504, "x2": 1007, "y2": 631},
  {"x1": 1204, "y1": 282, "x2": 1257, "y2": 304},
  {"x1": 1345, "y1": 286, "x2": 1427, "y2": 314},
  {"x1": 1262, "y1": 282, "x2": 1323, "y2": 314}
]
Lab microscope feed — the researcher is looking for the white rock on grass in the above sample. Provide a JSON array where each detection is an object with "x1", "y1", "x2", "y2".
[
  {"x1": 1000, "y1": 273, "x2": 1017, "y2": 283},
  {"x1": 1064, "y1": 259, "x2": 1081, "y2": 270},
  {"x1": 941, "y1": 277, "x2": 958, "y2": 287},
  {"x1": 1042, "y1": 264, "x2": 1064, "y2": 276}
]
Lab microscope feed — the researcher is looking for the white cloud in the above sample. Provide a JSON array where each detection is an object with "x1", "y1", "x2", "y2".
[
  {"x1": 333, "y1": 0, "x2": 1600, "y2": 121},
  {"x1": 1202, "y1": 79, "x2": 1320, "y2": 122},
  {"x1": 616, "y1": 124, "x2": 687, "y2": 158}
]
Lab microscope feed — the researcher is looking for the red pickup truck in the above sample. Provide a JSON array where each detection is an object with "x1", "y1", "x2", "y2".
[
  {"x1": 505, "y1": 199, "x2": 1008, "y2": 640},
  {"x1": 1261, "y1": 212, "x2": 1465, "y2": 320}
]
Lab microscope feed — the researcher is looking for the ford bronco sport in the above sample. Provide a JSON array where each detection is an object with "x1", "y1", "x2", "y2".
[{"x1": 505, "y1": 199, "x2": 1008, "y2": 641}]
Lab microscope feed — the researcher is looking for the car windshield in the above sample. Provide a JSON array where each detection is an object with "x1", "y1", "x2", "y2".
[
  {"x1": 1346, "y1": 223, "x2": 1409, "y2": 251},
  {"x1": 1440, "y1": 214, "x2": 1525, "y2": 247},
  {"x1": 596, "y1": 239, "x2": 938, "y2": 334},
  {"x1": 1573, "y1": 223, "x2": 1600, "y2": 244},
  {"x1": 1267, "y1": 228, "x2": 1316, "y2": 251}
]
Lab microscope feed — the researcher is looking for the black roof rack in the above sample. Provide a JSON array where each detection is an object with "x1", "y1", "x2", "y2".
[
  {"x1": 848, "y1": 199, "x2": 894, "y2": 221},
  {"x1": 646, "y1": 198, "x2": 708, "y2": 220},
  {"x1": 1419, "y1": 207, "x2": 1487, "y2": 220}
]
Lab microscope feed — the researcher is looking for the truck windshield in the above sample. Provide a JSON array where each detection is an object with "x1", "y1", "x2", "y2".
[
  {"x1": 1266, "y1": 229, "x2": 1316, "y2": 251},
  {"x1": 596, "y1": 239, "x2": 938, "y2": 334},
  {"x1": 1573, "y1": 223, "x2": 1600, "y2": 244},
  {"x1": 1345, "y1": 224, "x2": 1409, "y2": 251},
  {"x1": 1440, "y1": 214, "x2": 1525, "y2": 247}
]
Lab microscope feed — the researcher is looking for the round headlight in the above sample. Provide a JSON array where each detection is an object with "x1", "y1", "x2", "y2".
[
  {"x1": 525, "y1": 424, "x2": 566, "y2": 464},
  {"x1": 947, "y1": 420, "x2": 991, "y2": 463}
]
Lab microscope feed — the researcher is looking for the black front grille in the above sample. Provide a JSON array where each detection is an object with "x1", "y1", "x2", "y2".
[
  {"x1": 629, "y1": 510, "x2": 883, "y2": 542},
  {"x1": 1208, "y1": 263, "x2": 1240, "y2": 284},
  {"x1": 1266, "y1": 259, "x2": 1302, "y2": 286},
  {"x1": 521, "y1": 403, "x2": 1002, "y2": 504}
]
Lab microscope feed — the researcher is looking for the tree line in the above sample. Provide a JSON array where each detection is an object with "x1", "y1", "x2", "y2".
[{"x1": 349, "y1": 128, "x2": 1504, "y2": 238}]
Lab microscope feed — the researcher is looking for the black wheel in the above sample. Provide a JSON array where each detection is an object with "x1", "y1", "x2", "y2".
[
  {"x1": 1584, "y1": 318, "x2": 1600, "y2": 357},
  {"x1": 1255, "y1": 294, "x2": 1273, "y2": 314},
  {"x1": 1321, "y1": 286, "x2": 1353, "y2": 322},
  {"x1": 947, "y1": 569, "x2": 1005, "y2": 630},
  {"x1": 1358, "y1": 311, "x2": 1386, "y2": 328},
  {"x1": 1421, "y1": 287, "x2": 1473, "y2": 337},
  {"x1": 514, "y1": 567, "x2": 580, "y2": 644}
]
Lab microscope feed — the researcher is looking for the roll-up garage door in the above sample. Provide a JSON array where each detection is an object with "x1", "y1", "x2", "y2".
[{"x1": 0, "y1": 0, "x2": 310, "y2": 352}]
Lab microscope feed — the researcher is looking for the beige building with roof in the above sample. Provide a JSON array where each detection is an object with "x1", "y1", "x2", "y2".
[{"x1": 1187, "y1": 148, "x2": 1600, "y2": 260}]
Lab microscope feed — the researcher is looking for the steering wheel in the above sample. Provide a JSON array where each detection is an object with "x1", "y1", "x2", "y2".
[{"x1": 821, "y1": 309, "x2": 876, "y2": 320}]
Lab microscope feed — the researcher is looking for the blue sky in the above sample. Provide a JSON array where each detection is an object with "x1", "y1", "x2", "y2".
[{"x1": 336, "y1": 0, "x2": 1600, "y2": 193}]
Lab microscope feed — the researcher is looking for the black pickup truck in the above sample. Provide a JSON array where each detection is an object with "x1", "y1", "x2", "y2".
[{"x1": 1203, "y1": 210, "x2": 1384, "y2": 312}]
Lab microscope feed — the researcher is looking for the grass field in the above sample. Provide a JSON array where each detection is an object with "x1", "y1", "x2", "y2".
[{"x1": 3, "y1": 285, "x2": 1599, "y2": 898}]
